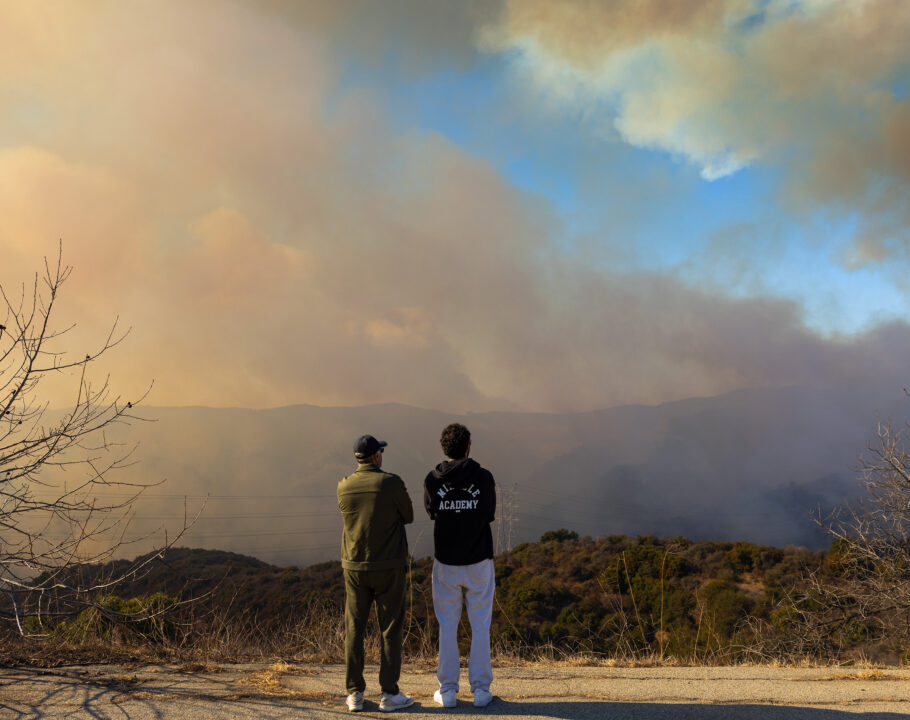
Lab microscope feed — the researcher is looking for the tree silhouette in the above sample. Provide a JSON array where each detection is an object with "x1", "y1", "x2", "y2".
[
  {"x1": 0, "y1": 246, "x2": 188, "y2": 634},
  {"x1": 792, "y1": 408, "x2": 910, "y2": 658}
]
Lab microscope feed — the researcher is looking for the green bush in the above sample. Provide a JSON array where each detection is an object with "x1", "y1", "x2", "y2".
[
  {"x1": 55, "y1": 593, "x2": 179, "y2": 645},
  {"x1": 540, "y1": 529, "x2": 579, "y2": 543}
]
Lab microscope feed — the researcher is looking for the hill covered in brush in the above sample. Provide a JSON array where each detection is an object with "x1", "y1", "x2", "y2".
[{"x1": 45, "y1": 533, "x2": 868, "y2": 661}]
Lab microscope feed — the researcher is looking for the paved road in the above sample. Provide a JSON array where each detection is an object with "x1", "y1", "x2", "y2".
[{"x1": 2, "y1": 662, "x2": 910, "y2": 719}]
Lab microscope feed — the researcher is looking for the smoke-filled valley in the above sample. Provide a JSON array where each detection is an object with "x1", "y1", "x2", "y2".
[{"x1": 79, "y1": 381, "x2": 910, "y2": 567}]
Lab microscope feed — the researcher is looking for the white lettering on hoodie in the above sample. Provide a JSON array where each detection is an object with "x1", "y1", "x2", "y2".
[{"x1": 438, "y1": 498, "x2": 480, "y2": 512}]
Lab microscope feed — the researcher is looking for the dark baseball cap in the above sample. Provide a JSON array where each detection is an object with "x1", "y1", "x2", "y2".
[{"x1": 353, "y1": 434, "x2": 388, "y2": 458}]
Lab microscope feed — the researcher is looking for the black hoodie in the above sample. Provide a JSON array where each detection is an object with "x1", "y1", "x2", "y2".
[{"x1": 424, "y1": 458, "x2": 496, "y2": 566}]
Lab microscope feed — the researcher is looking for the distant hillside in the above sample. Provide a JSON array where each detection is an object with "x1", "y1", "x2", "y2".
[
  {"x1": 75, "y1": 382, "x2": 909, "y2": 565},
  {"x1": 59, "y1": 537, "x2": 840, "y2": 661},
  {"x1": 66, "y1": 547, "x2": 341, "y2": 623}
]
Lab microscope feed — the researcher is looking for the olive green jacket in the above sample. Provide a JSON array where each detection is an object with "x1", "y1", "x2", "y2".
[{"x1": 338, "y1": 463, "x2": 414, "y2": 571}]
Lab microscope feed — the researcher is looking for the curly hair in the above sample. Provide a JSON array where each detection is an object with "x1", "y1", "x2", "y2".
[{"x1": 440, "y1": 423, "x2": 471, "y2": 460}]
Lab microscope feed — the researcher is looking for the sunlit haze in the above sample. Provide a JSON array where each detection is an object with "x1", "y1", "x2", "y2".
[{"x1": 2, "y1": 0, "x2": 909, "y2": 414}]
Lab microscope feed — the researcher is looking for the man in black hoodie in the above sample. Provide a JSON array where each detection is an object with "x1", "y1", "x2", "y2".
[{"x1": 424, "y1": 423, "x2": 496, "y2": 709}]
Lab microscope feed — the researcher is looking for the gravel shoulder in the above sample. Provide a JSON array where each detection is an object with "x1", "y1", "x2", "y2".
[{"x1": 3, "y1": 662, "x2": 910, "y2": 719}]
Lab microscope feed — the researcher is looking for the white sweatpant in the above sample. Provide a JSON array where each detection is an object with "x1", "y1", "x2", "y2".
[{"x1": 432, "y1": 558, "x2": 495, "y2": 694}]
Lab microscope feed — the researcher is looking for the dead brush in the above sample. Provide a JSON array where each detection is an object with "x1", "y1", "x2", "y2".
[{"x1": 237, "y1": 661, "x2": 297, "y2": 696}]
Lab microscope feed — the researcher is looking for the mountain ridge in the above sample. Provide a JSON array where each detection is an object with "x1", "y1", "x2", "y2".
[{"x1": 74, "y1": 381, "x2": 910, "y2": 566}]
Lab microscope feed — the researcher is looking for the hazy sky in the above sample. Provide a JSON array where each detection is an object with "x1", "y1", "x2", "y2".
[{"x1": 2, "y1": 0, "x2": 909, "y2": 413}]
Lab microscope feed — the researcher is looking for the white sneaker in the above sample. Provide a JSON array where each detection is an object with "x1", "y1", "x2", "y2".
[
  {"x1": 346, "y1": 691, "x2": 364, "y2": 712},
  {"x1": 379, "y1": 692, "x2": 414, "y2": 712},
  {"x1": 473, "y1": 688, "x2": 494, "y2": 707},
  {"x1": 434, "y1": 689, "x2": 457, "y2": 707}
]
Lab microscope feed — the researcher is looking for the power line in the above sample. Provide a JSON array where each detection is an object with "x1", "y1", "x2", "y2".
[
  {"x1": 25, "y1": 492, "x2": 339, "y2": 500},
  {"x1": 126, "y1": 512, "x2": 340, "y2": 520},
  {"x1": 181, "y1": 528, "x2": 341, "y2": 539}
]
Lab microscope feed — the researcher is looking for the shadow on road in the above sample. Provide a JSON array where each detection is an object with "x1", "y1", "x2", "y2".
[
  {"x1": 0, "y1": 665, "x2": 234, "y2": 720},
  {"x1": 474, "y1": 699, "x2": 907, "y2": 719},
  {"x1": 3, "y1": 669, "x2": 908, "y2": 720}
]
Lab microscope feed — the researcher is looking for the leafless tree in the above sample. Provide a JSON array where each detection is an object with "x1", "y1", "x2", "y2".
[
  {"x1": 0, "y1": 247, "x2": 188, "y2": 635},
  {"x1": 790, "y1": 409, "x2": 910, "y2": 658}
]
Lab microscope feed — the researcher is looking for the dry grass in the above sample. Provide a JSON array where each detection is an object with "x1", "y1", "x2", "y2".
[
  {"x1": 230, "y1": 661, "x2": 335, "y2": 703},
  {"x1": 237, "y1": 661, "x2": 299, "y2": 695},
  {"x1": 175, "y1": 661, "x2": 222, "y2": 674},
  {"x1": 804, "y1": 670, "x2": 907, "y2": 681},
  {"x1": 4, "y1": 599, "x2": 908, "y2": 671},
  {"x1": 5, "y1": 632, "x2": 907, "y2": 671}
]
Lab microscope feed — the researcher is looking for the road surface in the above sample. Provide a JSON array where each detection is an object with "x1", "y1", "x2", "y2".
[{"x1": 2, "y1": 662, "x2": 910, "y2": 718}]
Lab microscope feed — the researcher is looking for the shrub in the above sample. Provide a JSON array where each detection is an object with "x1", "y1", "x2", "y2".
[{"x1": 540, "y1": 529, "x2": 580, "y2": 543}]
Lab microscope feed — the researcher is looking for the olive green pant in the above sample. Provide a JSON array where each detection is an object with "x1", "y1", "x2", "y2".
[{"x1": 343, "y1": 567, "x2": 406, "y2": 695}]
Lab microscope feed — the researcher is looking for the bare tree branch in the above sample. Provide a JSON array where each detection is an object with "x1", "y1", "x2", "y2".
[
  {"x1": 0, "y1": 244, "x2": 191, "y2": 633},
  {"x1": 786, "y1": 408, "x2": 910, "y2": 658}
]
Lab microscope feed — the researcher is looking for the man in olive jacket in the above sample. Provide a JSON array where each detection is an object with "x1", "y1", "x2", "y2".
[{"x1": 338, "y1": 434, "x2": 414, "y2": 712}]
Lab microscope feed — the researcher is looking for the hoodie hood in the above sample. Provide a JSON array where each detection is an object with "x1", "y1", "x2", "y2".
[{"x1": 432, "y1": 457, "x2": 480, "y2": 484}]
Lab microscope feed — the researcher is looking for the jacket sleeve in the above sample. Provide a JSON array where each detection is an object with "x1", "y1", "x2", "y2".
[
  {"x1": 396, "y1": 476, "x2": 414, "y2": 525},
  {"x1": 486, "y1": 471, "x2": 496, "y2": 523},
  {"x1": 424, "y1": 473, "x2": 437, "y2": 520}
]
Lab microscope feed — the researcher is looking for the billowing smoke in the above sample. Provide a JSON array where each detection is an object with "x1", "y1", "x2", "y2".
[
  {"x1": 0, "y1": 1, "x2": 908, "y2": 415},
  {"x1": 482, "y1": 0, "x2": 910, "y2": 264}
]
